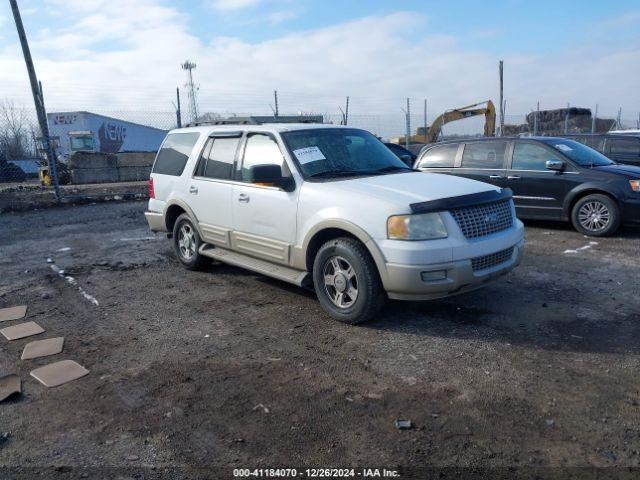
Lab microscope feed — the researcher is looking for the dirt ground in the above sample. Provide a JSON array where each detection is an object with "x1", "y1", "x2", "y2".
[{"x1": 0, "y1": 200, "x2": 639, "y2": 479}]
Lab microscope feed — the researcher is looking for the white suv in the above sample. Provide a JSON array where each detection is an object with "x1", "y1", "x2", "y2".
[{"x1": 145, "y1": 124, "x2": 524, "y2": 324}]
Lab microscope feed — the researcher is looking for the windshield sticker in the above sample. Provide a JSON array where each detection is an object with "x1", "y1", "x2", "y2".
[
  {"x1": 555, "y1": 144, "x2": 573, "y2": 152},
  {"x1": 293, "y1": 146, "x2": 326, "y2": 164}
]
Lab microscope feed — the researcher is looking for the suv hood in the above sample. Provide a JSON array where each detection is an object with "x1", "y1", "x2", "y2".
[
  {"x1": 326, "y1": 171, "x2": 499, "y2": 205},
  {"x1": 593, "y1": 164, "x2": 640, "y2": 177}
]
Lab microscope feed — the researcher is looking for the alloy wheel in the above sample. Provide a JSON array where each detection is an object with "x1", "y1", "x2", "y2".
[
  {"x1": 578, "y1": 201, "x2": 610, "y2": 233},
  {"x1": 322, "y1": 255, "x2": 358, "y2": 309}
]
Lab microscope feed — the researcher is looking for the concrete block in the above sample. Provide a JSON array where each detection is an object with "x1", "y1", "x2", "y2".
[
  {"x1": 71, "y1": 167, "x2": 119, "y2": 184},
  {"x1": 117, "y1": 166, "x2": 152, "y2": 182}
]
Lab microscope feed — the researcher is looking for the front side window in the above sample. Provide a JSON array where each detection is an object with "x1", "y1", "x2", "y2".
[
  {"x1": 512, "y1": 143, "x2": 554, "y2": 171},
  {"x1": 240, "y1": 134, "x2": 285, "y2": 182},
  {"x1": 152, "y1": 132, "x2": 200, "y2": 176},
  {"x1": 461, "y1": 141, "x2": 507, "y2": 169},
  {"x1": 281, "y1": 128, "x2": 409, "y2": 178},
  {"x1": 609, "y1": 138, "x2": 640, "y2": 156},
  {"x1": 418, "y1": 144, "x2": 457, "y2": 168},
  {"x1": 195, "y1": 136, "x2": 239, "y2": 180},
  {"x1": 539, "y1": 138, "x2": 614, "y2": 167}
]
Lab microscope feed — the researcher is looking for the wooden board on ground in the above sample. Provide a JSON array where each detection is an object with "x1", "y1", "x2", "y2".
[
  {"x1": 0, "y1": 374, "x2": 21, "y2": 402},
  {"x1": 21, "y1": 337, "x2": 65, "y2": 360},
  {"x1": 30, "y1": 360, "x2": 89, "y2": 388},
  {"x1": 0, "y1": 305, "x2": 27, "y2": 323},
  {"x1": 0, "y1": 321, "x2": 44, "y2": 341}
]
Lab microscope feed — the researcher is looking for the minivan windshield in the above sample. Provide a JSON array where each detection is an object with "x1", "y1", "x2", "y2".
[
  {"x1": 281, "y1": 128, "x2": 410, "y2": 178},
  {"x1": 539, "y1": 138, "x2": 615, "y2": 167}
]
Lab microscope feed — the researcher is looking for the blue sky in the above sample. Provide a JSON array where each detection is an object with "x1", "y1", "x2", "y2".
[{"x1": 1, "y1": 0, "x2": 639, "y2": 135}]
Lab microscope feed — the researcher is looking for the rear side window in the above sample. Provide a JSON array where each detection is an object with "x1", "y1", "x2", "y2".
[
  {"x1": 418, "y1": 144, "x2": 457, "y2": 168},
  {"x1": 195, "y1": 136, "x2": 240, "y2": 180},
  {"x1": 609, "y1": 138, "x2": 640, "y2": 156},
  {"x1": 152, "y1": 132, "x2": 200, "y2": 176},
  {"x1": 461, "y1": 141, "x2": 507, "y2": 169}
]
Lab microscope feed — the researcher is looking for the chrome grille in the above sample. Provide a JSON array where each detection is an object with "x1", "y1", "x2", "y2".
[
  {"x1": 471, "y1": 247, "x2": 514, "y2": 272},
  {"x1": 450, "y1": 199, "x2": 513, "y2": 239}
]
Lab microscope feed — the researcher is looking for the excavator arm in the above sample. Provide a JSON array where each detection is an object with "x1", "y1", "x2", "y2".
[{"x1": 426, "y1": 100, "x2": 496, "y2": 143}]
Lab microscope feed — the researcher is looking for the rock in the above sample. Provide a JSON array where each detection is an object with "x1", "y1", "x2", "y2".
[
  {"x1": 545, "y1": 419, "x2": 555, "y2": 427},
  {"x1": 395, "y1": 420, "x2": 413, "y2": 430},
  {"x1": 126, "y1": 454, "x2": 139, "y2": 461}
]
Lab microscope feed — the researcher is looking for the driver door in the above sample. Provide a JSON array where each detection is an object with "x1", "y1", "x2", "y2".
[{"x1": 231, "y1": 133, "x2": 299, "y2": 265}]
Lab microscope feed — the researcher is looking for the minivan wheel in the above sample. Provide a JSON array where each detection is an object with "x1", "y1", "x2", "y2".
[
  {"x1": 313, "y1": 237, "x2": 385, "y2": 324},
  {"x1": 173, "y1": 213, "x2": 207, "y2": 270},
  {"x1": 571, "y1": 194, "x2": 620, "y2": 237}
]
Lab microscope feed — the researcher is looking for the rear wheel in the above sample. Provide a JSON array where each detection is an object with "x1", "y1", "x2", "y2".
[
  {"x1": 313, "y1": 237, "x2": 385, "y2": 324},
  {"x1": 571, "y1": 194, "x2": 620, "y2": 237},
  {"x1": 173, "y1": 213, "x2": 207, "y2": 270}
]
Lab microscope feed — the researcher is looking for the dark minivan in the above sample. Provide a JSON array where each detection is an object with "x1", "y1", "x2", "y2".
[
  {"x1": 415, "y1": 137, "x2": 640, "y2": 236},
  {"x1": 562, "y1": 134, "x2": 640, "y2": 167}
]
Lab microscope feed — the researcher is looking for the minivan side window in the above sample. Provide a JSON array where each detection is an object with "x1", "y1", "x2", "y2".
[
  {"x1": 609, "y1": 138, "x2": 640, "y2": 156},
  {"x1": 512, "y1": 143, "x2": 552, "y2": 171},
  {"x1": 240, "y1": 134, "x2": 285, "y2": 182},
  {"x1": 417, "y1": 144, "x2": 457, "y2": 168},
  {"x1": 195, "y1": 136, "x2": 240, "y2": 180},
  {"x1": 461, "y1": 141, "x2": 507, "y2": 169},
  {"x1": 152, "y1": 132, "x2": 200, "y2": 176}
]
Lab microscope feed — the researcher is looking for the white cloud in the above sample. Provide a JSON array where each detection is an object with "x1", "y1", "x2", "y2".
[
  {"x1": 267, "y1": 10, "x2": 297, "y2": 24},
  {"x1": 1, "y1": 1, "x2": 639, "y2": 137},
  {"x1": 211, "y1": 0, "x2": 262, "y2": 12}
]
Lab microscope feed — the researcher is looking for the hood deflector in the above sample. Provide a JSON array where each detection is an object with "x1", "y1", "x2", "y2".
[{"x1": 410, "y1": 188, "x2": 513, "y2": 214}]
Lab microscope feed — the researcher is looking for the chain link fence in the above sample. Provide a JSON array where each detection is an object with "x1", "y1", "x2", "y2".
[{"x1": 1, "y1": 98, "x2": 637, "y2": 210}]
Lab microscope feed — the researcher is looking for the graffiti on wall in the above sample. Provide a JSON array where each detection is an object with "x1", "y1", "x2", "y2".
[
  {"x1": 98, "y1": 122, "x2": 127, "y2": 153},
  {"x1": 52, "y1": 114, "x2": 78, "y2": 125}
]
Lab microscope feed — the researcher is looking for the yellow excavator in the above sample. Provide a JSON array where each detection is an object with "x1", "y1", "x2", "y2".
[{"x1": 394, "y1": 100, "x2": 496, "y2": 145}]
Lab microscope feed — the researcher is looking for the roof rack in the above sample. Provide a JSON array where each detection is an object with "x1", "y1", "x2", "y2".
[{"x1": 185, "y1": 115, "x2": 324, "y2": 127}]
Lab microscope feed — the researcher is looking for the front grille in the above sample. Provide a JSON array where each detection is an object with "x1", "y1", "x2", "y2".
[
  {"x1": 450, "y1": 199, "x2": 513, "y2": 239},
  {"x1": 471, "y1": 247, "x2": 514, "y2": 272}
]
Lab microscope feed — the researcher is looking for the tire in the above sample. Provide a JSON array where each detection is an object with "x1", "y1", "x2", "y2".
[
  {"x1": 312, "y1": 237, "x2": 386, "y2": 324},
  {"x1": 571, "y1": 194, "x2": 621, "y2": 237},
  {"x1": 173, "y1": 213, "x2": 208, "y2": 270}
]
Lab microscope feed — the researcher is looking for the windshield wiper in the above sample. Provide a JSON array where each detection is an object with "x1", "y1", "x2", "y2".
[
  {"x1": 370, "y1": 166, "x2": 413, "y2": 173},
  {"x1": 309, "y1": 170, "x2": 378, "y2": 178}
]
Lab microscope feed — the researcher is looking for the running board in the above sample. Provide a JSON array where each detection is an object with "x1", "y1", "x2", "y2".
[{"x1": 199, "y1": 244, "x2": 309, "y2": 287}]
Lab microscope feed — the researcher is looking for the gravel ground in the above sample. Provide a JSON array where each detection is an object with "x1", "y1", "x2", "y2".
[{"x1": 0, "y1": 201, "x2": 639, "y2": 479}]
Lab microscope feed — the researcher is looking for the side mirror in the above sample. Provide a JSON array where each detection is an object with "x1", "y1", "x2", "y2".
[
  {"x1": 546, "y1": 159, "x2": 565, "y2": 171},
  {"x1": 249, "y1": 164, "x2": 294, "y2": 191}
]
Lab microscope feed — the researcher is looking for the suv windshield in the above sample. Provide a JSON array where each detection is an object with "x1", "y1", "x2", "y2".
[
  {"x1": 281, "y1": 128, "x2": 410, "y2": 178},
  {"x1": 539, "y1": 138, "x2": 614, "y2": 167}
]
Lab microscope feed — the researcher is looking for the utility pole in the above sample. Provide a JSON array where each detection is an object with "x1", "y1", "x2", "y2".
[
  {"x1": 175, "y1": 87, "x2": 182, "y2": 128},
  {"x1": 564, "y1": 102, "x2": 570, "y2": 134},
  {"x1": 591, "y1": 104, "x2": 598, "y2": 133},
  {"x1": 339, "y1": 96, "x2": 350, "y2": 125},
  {"x1": 498, "y1": 60, "x2": 504, "y2": 136},
  {"x1": 181, "y1": 60, "x2": 198, "y2": 123},
  {"x1": 616, "y1": 107, "x2": 622, "y2": 130},
  {"x1": 533, "y1": 102, "x2": 540, "y2": 136},
  {"x1": 423, "y1": 99, "x2": 428, "y2": 143},
  {"x1": 405, "y1": 98, "x2": 411, "y2": 149},
  {"x1": 273, "y1": 90, "x2": 279, "y2": 118},
  {"x1": 10, "y1": 0, "x2": 60, "y2": 201}
]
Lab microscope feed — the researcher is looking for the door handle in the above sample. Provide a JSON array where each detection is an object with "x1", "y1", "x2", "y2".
[
  {"x1": 507, "y1": 175, "x2": 521, "y2": 180},
  {"x1": 189, "y1": 185, "x2": 198, "y2": 194},
  {"x1": 238, "y1": 193, "x2": 250, "y2": 203},
  {"x1": 489, "y1": 175, "x2": 502, "y2": 180}
]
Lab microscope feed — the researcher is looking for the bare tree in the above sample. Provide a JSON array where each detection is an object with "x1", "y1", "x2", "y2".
[{"x1": 0, "y1": 99, "x2": 38, "y2": 159}]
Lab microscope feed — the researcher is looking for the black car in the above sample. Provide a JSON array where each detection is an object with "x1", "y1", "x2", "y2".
[
  {"x1": 414, "y1": 137, "x2": 640, "y2": 236},
  {"x1": 384, "y1": 142, "x2": 416, "y2": 166},
  {"x1": 561, "y1": 134, "x2": 640, "y2": 167}
]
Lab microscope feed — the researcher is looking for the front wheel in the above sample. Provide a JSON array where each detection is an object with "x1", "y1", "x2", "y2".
[
  {"x1": 173, "y1": 213, "x2": 208, "y2": 270},
  {"x1": 312, "y1": 237, "x2": 386, "y2": 324},
  {"x1": 571, "y1": 194, "x2": 620, "y2": 237}
]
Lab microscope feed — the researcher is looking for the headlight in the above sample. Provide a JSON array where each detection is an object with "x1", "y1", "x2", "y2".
[
  {"x1": 387, "y1": 212, "x2": 448, "y2": 240},
  {"x1": 630, "y1": 180, "x2": 640, "y2": 192}
]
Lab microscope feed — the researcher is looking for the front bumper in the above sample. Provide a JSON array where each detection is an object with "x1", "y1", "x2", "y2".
[
  {"x1": 383, "y1": 239, "x2": 524, "y2": 301},
  {"x1": 621, "y1": 198, "x2": 640, "y2": 225}
]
